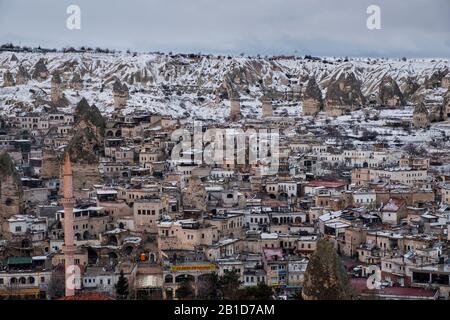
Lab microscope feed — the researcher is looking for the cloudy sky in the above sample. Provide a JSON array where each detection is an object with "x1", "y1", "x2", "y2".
[{"x1": 0, "y1": 0, "x2": 449, "y2": 58}]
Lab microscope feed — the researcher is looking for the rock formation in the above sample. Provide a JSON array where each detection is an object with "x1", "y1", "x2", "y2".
[
  {"x1": 424, "y1": 69, "x2": 448, "y2": 89},
  {"x1": 41, "y1": 148, "x2": 61, "y2": 179},
  {"x1": 16, "y1": 65, "x2": 30, "y2": 85},
  {"x1": 401, "y1": 77, "x2": 420, "y2": 101},
  {"x1": 324, "y1": 72, "x2": 365, "y2": 117},
  {"x1": 0, "y1": 152, "x2": 23, "y2": 222},
  {"x1": 74, "y1": 98, "x2": 106, "y2": 137},
  {"x1": 32, "y1": 58, "x2": 50, "y2": 81},
  {"x1": 3, "y1": 70, "x2": 15, "y2": 87},
  {"x1": 10, "y1": 54, "x2": 19, "y2": 63},
  {"x1": 64, "y1": 128, "x2": 102, "y2": 197},
  {"x1": 302, "y1": 77, "x2": 323, "y2": 115},
  {"x1": 229, "y1": 89, "x2": 242, "y2": 121},
  {"x1": 261, "y1": 89, "x2": 274, "y2": 117},
  {"x1": 112, "y1": 79, "x2": 129, "y2": 110},
  {"x1": 182, "y1": 176, "x2": 207, "y2": 212},
  {"x1": 61, "y1": 99, "x2": 105, "y2": 197},
  {"x1": 413, "y1": 102, "x2": 430, "y2": 128},
  {"x1": 302, "y1": 239, "x2": 354, "y2": 300},
  {"x1": 70, "y1": 72, "x2": 83, "y2": 90},
  {"x1": 444, "y1": 90, "x2": 450, "y2": 119},
  {"x1": 51, "y1": 72, "x2": 65, "y2": 104},
  {"x1": 442, "y1": 74, "x2": 450, "y2": 89},
  {"x1": 378, "y1": 75, "x2": 405, "y2": 107}
]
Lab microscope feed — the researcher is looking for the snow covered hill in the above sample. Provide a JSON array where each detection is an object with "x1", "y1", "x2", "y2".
[{"x1": 0, "y1": 51, "x2": 448, "y2": 121}]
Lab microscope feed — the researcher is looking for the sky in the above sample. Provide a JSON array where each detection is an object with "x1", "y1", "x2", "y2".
[{"x1": 0, "y1": 0, "x2": 449, "y2": 58}]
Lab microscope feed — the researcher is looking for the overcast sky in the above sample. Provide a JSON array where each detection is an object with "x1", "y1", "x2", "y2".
[{"x1": 0, "y1": 0, "x2": 449, "y2": 58}]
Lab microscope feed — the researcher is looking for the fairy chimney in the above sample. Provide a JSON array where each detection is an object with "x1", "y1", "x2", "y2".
[
  {"x1": 70, "y1": 72, "x2": 83, "y2": 90},
  {"x1": 2, "y1": 70, "x2": 15, "y2": 87},
  {"x1": 324, "y1": 71, "x2": 365, "y2": 117},
  {"x1": 51, "y1": 72, "x2": 64, "y2": 104},
  {"x1": 112, "y1": 79, "x2": 129, "y2": 110},
  {"x1": 413, "y1": 102, "x2": 430, "y2": 128},
  {"x1": 229, "y1": 89, "x2": 242, "y2": 121},
  {"x1": 0, "y1": 152, "x2": 23, "y2": 222},
  {"x1": 302, "y1": 77, "x2": 324, "y2": 115},
  {"x1": 378, "y1": 75, "x2": 405, "y2": 107},
  {"x1": 261, "y1": 90, "x2": 274, "y2": 118},
  {"x1": 32, "y1": 58, "x2": 49, "y2": 81},
  {"x1": 16, "y1": 65, "x2": 30, "y2": 85}
]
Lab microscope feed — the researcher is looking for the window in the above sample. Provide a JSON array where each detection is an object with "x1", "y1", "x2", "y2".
[{"x1": 15, "y1": 226, "x2": 22, "y2": 232}]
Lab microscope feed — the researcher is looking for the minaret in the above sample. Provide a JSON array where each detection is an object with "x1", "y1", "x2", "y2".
[{"x1": 61, "y1": 153, "x2": 76, "y2": 297}]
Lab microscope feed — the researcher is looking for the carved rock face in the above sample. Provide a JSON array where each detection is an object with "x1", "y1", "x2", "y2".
[
  {"x1": 424, "y1": 69, "x2": 448, "y2": 89},
  {"x1": 0, "y1": 152, "x2": 23, "y2": 219},
  {"x1": 413, "y1": 102, "x2": 430, "y2": 128},
  {"x1": 70, "y1": 72, "x2": 83, "y2": 89},
  {"x1": 401, "y1": 76, "x2": 420, "y2": 101},
  {"x1": 378, "y1": 75, "x2": 405, "y2": 107},
  {"x1": 75, "y1": 98, "x2": 106, "y2": 136},
  {"x1": 32, "y1": 58, "x2": 49, "y2": 81},
  {"x1": 112, "y1": 79, "x2": 129, "y2": 109},
  {"x1": 325, "y1": 72, "x2": 365, "y2": 112},
  {"x1": 16, "y1": 65, "x2": 30, "y2": 85},
  {"x1": 302, "y1": 77, "x2": 323, "y2": 115}
]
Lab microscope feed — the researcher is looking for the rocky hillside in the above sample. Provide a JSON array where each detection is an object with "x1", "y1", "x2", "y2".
[{"x1": 0, "y1": 51, "x2": 448, "y2": 121}]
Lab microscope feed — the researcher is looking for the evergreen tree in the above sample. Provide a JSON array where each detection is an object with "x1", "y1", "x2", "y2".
[
  {"x1": 219, "y1": 269, "x2": 241, "y2": 299},
  {"x1": 175, "y1": 280, "x2": 195, "y2": 300},
  {"x1": 241, "y1": 282, "x2": 273, "y2": 300},
  {"x1": 301, "y1": 239, "x2": 354, "y2": 300},
  {"x1": 115, "y1": 270, "x2": 129, "y2": 299},
  {"x1": 197, "y1": 272, "x2": 220, "y2": 299}
]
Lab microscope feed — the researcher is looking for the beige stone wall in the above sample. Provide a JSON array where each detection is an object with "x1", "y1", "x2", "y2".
[
  {"x1": 302, "y1": 98, "x2": 321, "y2": 115},
  {"x1": 157, "y1": 224, "x2": 218, "y2": 251},
  {"x1": 375, "y1": 191, "x2": 434, "y2": 206},
  {"x1": 366, "y1": 234, "x2": 392, "y2": 252},
  {"x1": 133, "y1": 200, "x2": 168, "y2": 232},
  {"x1": 98, "y1": 201, "x2": 132, "y2": 218},
  {"x1": 343, "y1": 228, "x2": 367, "y2": 257},
  {"x1": 205, "y1": 215, "x2": 244, "y2": 239},
  {"x1": 41, "y1": 149, "x2": 60, "y2": 178},
  {"x1": 59, "y1": 163, "x2": 101, "y2": 198}
]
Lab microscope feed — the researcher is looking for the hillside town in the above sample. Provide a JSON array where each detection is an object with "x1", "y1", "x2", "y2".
[{"x1": 0, "y1": 48, "x2": 450, "y2": 300}]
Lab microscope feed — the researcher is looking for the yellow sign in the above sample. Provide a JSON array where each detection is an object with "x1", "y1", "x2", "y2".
[{"x1": 170, "y1": 264, "x2": 216, "y2": 271}]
